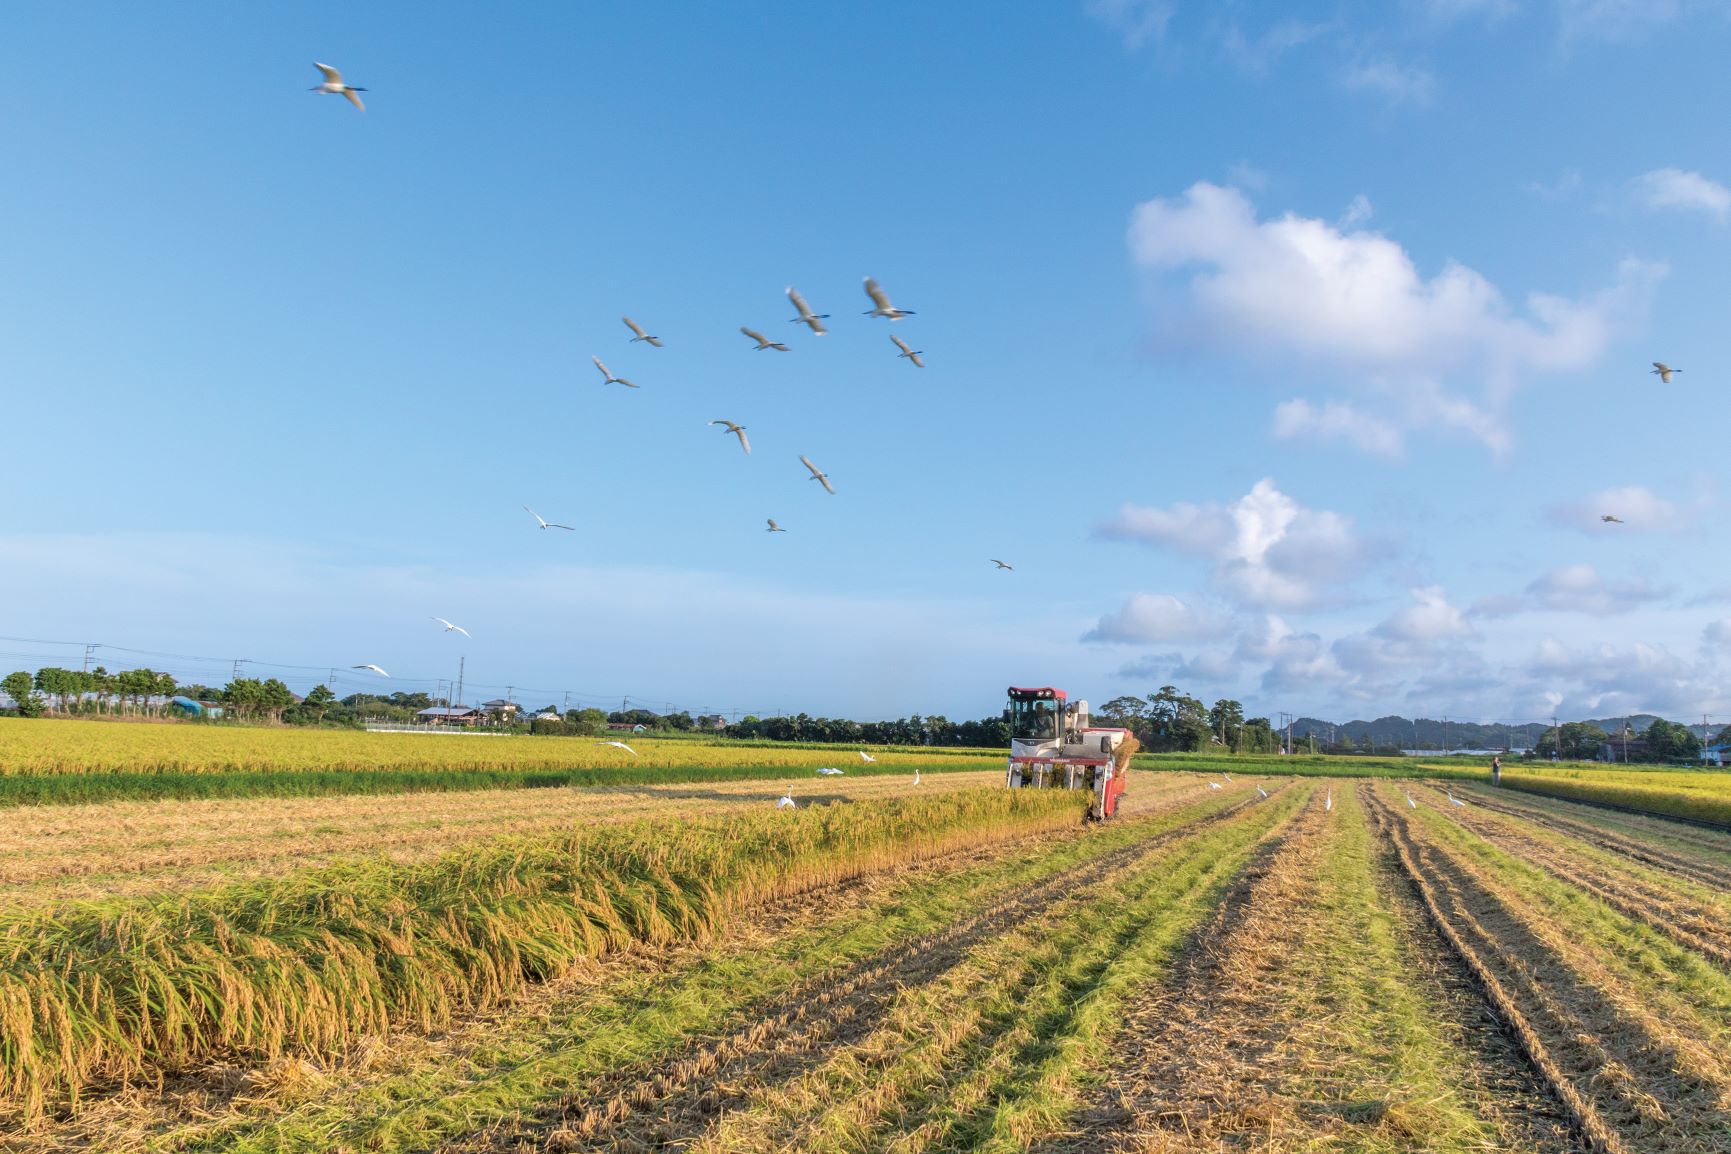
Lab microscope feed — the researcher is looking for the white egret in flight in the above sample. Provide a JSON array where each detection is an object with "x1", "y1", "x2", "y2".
[
  {"x1": 596, "y1": 741, "x2": 637, "y2": 756},
  {"x1": 800, "y1": 455, "x2": 835, "y2": 494},
  {"x1": 862, "y1": 277, "x2": 915, "y2": 320},
  {"x1": 1651, "y1": 362, "x2": 1682, "y2": 384},
  {"x1": 621, "y1": 316, "x2": 663, "y2": 347},
  {"x1": 352, "y1": 664, "x2": 390, "y2": 677},
  {"x1": 592, "y1": 356, "x2": 637, "y2": 388},
  {"x1": 991, "y1": 560, "x2": 1013, "y2": 571},
  {"x1": 432, "y1": 617, "x2": 471, "y2": 638},
  {"x1": 766, "y1": 518, "x2": 787, "y2": 532},
  {"x1": 311, "y1": 63, "x2": 366, "y2": 110},
  {"x1": 858, "y1": 751, "x2": 876, "y2": 763},
  {"x1": 709, "y1": 420, "x2": 751, "y2": 455},
  {"x1": 1601, "y1": 514, "x2": 1624, "y2": 524},
  {"x1": 741, "y1": 326, "x2": 789, "y2": 352},
  {"x1": 523, "y1": 506, "x2": 575, "y2": 530},
  {"x1": 786, "y1": 287, "x2": 828, "y2": 335},
  {"x1": 816, "y1": 766, "x2": 844, "y2": 776},
  {"x1": 890, "y1": 335, "x2": 924, "y2": 367}
]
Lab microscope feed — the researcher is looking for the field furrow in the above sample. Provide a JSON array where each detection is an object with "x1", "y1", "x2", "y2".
[
  {"x1": 1368, "y1": 787, "x2": 1731, "y2": 1153},
  {"x1": 441, "y1": 786, "x2": 1293, "y2": 1153}
]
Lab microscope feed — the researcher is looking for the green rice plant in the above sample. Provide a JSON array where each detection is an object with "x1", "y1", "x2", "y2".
[{"x1": 0, "y1": 790, "x2": 1084, "y2": 1122}]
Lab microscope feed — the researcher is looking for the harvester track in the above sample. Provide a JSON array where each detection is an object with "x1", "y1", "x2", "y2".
[
  {"x1": 1368, "y1": 786, "x2": 1731, "y2": 1154},
  {"x1": 448, "y1": 789, "x2": 1281, "y2": 1153}
]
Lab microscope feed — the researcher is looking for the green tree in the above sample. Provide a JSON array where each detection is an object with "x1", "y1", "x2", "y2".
[
  {"x1": 3, "y1": 671, "x2": 41, "y2": 717},
  {"x1": 302, "y1": 684, "x2": 336, "y2": 722},
  {"x1": 1207, "y1": 699, "x2": 1245, "y2": 748}
]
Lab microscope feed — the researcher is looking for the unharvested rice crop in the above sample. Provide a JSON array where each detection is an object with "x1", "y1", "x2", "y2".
[{"x1": 1498, "y1": 764, "x2": 1731, "y2": 827}]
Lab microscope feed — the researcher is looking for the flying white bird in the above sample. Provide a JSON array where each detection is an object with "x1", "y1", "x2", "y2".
[
  {"x1": 432, "y1": 617, "x2": 471, "y2": 638},
  {"x1": 523, "y1": 506, "x2": 575, "y2": 531},
  {"x1": 351, "y1": 664, "x2": 390, "y2": 677},
  {"x1": 621, "y1": 316, "x2": 663, "y2": 347},
  {"x1": 786, "y1": 287, "x2": 828, "y2": 335},
  {"x1": 1601, "y1": 514, "x2": 1624, "y2": 524},
  {"x1": 596, "y1": 741, "x2": 637, "y2": 756},
  {"x1": 766, "y1": 518, "x2": 787, "y2": 532},
  {"x1": 310, "y1": 63, "x2": 366, "y2": 110},
  {"x1": 991, "y1": 559, "x2": 1013, "y2": 571},
  {"x1": 592, "y1": 356, "x2": 637, "y2": 388},
  {"x1": 1208, "y1": 782, "x2": 1222, "y2": 791},
  {"x1": 709, "y1": 420, "x2": 751, "y2": 455},
  {"x1": 1257, "y1": 786, "x2": 1268, "y2": 798},
  {"x1": 799, "y1": 455, "x2": 835, "y2": 494},
  {"x1": 862, "y1": 277, "x2": 915, "y2": 320},
  {"x1": 858, "y1": 750, "x2": 876, "y2": 763},
  {"x1": 1651, "y1": 362, "x2": 1682, "y2": 384},
  {"x1": 890, "y1": 335, "x2": 925, "y2": 368},
  {"x1": 816, "y1": 766, "x2": 845, "y2": 776},
  {"x1": 1448, "y1": 791, "x2": 1466, "y2": 807},
  {"x1": 1325, "y1": 789, "x2": 1334, "y2": 812},
  {"x1": 777, "y1": 792, "x2": 797, "y2": 809},
  {"x1": 741, "y1": 326, "x2": 789, "y2": 352}
]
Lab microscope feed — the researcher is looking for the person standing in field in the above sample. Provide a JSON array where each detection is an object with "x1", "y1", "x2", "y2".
[{"x1": 1491, "y1": 754, "x2": 1501, "y2": 787}]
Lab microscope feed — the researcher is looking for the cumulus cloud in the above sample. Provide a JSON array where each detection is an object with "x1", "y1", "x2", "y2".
[
  {"x1": 1084, "y1": 592, "x2": 1226, "y2": 644},
  {"x1": 1546, "y1": 485, "x2": 1684, "y2": 532},
  {"x1": 1633, "y1": 168, "x2": 1731, "y2": 222},
  {"x1": 1525, "y1": 563, "x2": 1667, "y2": 615},
  {"x1": 1126, "y1": 182, "x2": 1663, "y2": 454},
  {"x1": 1339, "y1": 57, "x2": 1437, "y2": 105},
  {"x1": 1272, "y1": 398, "x2": 1403, "y2": 457},
  {"x1": 1519, "y1": 637, "x2": 1709, "y2": 717},
  {"x1": 1098, "y1": 479, "x2": 1374, "y2": 610}
]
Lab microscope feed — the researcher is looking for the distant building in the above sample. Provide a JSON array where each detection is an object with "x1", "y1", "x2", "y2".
[
  {"x1": 479, "y1": 699, "x2": 519, "y2": 718},
  {"x1": 607, "y1": 722, "x2": 648, "y2": 732},
  {"x1": 417, "y1": 706, "x2": 482, "y2": 727},
  {"x1": 169, "y1": 696, "x2": 226, "y2": 718},
  {"x1": 1599, "y1": 738, "x2": 1652, "y2": 763}
]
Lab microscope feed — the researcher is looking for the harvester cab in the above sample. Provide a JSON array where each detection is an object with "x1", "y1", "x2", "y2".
[{"x1": 1004, "y1": 686, "x2": 1137, "y2": 820}]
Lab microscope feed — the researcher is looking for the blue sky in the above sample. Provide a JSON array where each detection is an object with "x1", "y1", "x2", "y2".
[{"x1": 2, "y1": 1, "x2": 1728, "y2": 723}]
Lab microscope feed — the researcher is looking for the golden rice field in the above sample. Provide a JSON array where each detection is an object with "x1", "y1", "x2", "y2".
[
  {"x1": 0, "y1": 719, "x2": 995, "y2": 776},
  {"x1": 5, "y1": 740, "x2": 1731, "y2": 1154}
]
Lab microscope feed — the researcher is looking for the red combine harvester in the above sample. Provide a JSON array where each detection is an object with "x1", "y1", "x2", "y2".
[{"x1": 1004, "y1": 685, "x2": 1137, "y2": 820}]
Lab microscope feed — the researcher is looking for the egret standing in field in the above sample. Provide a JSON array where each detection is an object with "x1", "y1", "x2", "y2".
[
  {"x1": 1257, "y1": 786, "x2": 1268, "y2": 798},
  {"x1": 858, "y1": 751, "x2": 876, "y2": 763},
  {"x1": 523, "y1": 506, "x2": 575, "y2": 530},
  {"x1": 1406, "y1": 792, "x2": 1417, "y2": 808},
  {"x1": 800, "y1": 455, "x2": 836, "y2": 494},
  {"x1": 741, "y1": 326, "x2": 789, "y2": 352},
  {"x1": 352, "y1": 664, "x2": 390, "y2": 677},
  {"x1": 890, "y1": 335, "x2": 924, "y2": 367},
  {"x1": 596, "y1": 741, "x2": 637, "y2": 756},
  {"x1": 432, "y1": 617, "x2": 471, "y2": 638},
  {"x1": 786, "y1": 287, "x2": 828, "y2": 335},
  {"x1": 1208, "y1": 781, "x2": 1222, "y2": 791},
  {"x1": 1447, "y1": 791, "x2": 1466, "y2": 807},
  {"x1": 862, "y1": 277, "x2": 915, "y2": 320},
  {"x1": 913, "y1": 768, "x2": 922, "y2": 786},
  {"x1": 310, "y1": 63, "x2": 366, "y2": 110},
  {"x1": 621, "y1": 316, "x2": 663, "y2": 347},
  {"x1": 1325, "y1": 789, "x2": 1334, "y2": 812},
  {"x1": 592, "y1": 356, "x2": 637, "y2": 388},
  {"x1": 777, "y1": 792, "x2": 797, "y2": 809},
  {"x1": 766, "y1": 518, "x2": 787, "y2": 532},
  {"x1": 1652, "y1": 362, "x2": 1682, "y2": 384},
  {"x1": 709, "y1": 420, "x2": 751, "y2": 455}
]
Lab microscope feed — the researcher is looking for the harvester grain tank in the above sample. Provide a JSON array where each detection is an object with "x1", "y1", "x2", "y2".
[{"x1": 1004, "y1": 685, "x2": 1137, "y2": 820}]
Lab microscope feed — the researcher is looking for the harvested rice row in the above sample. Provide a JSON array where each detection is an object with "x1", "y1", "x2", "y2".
[
  {"x1": 669, "y1": 784, "x2": 1309, "y2": 1154},
  {"x1": 457, "y1": 785, "x2": 1289, "y2": 1152},
  {"x1": 1417, "y1": 784, "x2": 1731, "y2": 970},
  {"x1": 1370, "y1": 786, "x2": 1731, "y2": 1154},
  {"x1": 0, "y1": 790, "x2": 1086, "y2": 1123},
  {"x1": 1452, "y1": 784, "x2": 1731, "y2": 891}
]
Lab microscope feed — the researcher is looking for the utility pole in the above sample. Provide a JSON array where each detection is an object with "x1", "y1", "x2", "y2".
[
  {"x1": 1552, "y1": 715, "x2": 1560, "y2": 761},
  {"x1": 506, "y1": 685, "x2": 513, "y2": 704},
  {"x1": 82, "y1": 644, "x2": 96, "y2": 674},
  {"x1": 563, "y1": 691, "x2": 571, "y2": 712},
  {"x1": 328, "y1": 668, "x2": 336, "y2": 688},
  {"x1": 1442, "y1": 716, "x2": 1449, "y2": 755},
  {"x1": 232, "y1": 659, "x2": 246, "y2": 681},
  {"x1": 455, "y1": 656, "x2": 466, "y2": 710}
]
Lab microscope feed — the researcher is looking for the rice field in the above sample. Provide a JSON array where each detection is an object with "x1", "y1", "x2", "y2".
[{"x1": 5, "y1": 746, "x2": 1730, "y2": 1153}]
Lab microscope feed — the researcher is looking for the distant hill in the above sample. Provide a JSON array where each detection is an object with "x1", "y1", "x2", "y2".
[{"x1": 1284, "y1": 714, "x2": 1673, "y2": 750}]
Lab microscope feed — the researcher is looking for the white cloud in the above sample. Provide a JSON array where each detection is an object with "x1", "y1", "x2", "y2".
[
  {"x1": 1340, "y1": 57, "x2": 1437, "y2": 105},
  {"x1": 1633, "y1": 168, "x2": 1731, "y2": 222},
  {"x1": 1339, "y1": 193, "x2": 1375, "y2": 229},
  {"x1": 1525, "y1": 563, "x2": 1667, "y2": 615},
  {"x1": 1376, "y1": 585, "x2": 1474, "y2": 642},
  {"x1": 1086, "y1": 0, "x2": 1175, "y2": 49},
  {"x1": 1546, "y1": 485, "x2": 1684, "y2": 532},
  {"x1": 1084, "y1": 593, "x2": 1226, "y2": 644},
  {"x1": 1423, "y1": 0, "x2": 1518, "y2": 20},
  {"x1": 1126, "y1": 182, "x2": 1663, "y2": 454},
  {"x1": 1220, "y1": 19, "x2": 1327, "y2": 74},
  {"x1": 1098, "y1": 479, "x2": 1374, "y2": 610},
  {"x1": 1273, "y1": 398, "x2": 1403, "y2": 458}
]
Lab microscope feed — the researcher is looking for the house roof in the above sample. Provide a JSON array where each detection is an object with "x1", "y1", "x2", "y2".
[
  {"x1": 418, "y1": 706, "x2": 479, "y2": 718},
  {"x1": 480, "y1": 699, "x2": 518, "y2": 709}
]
